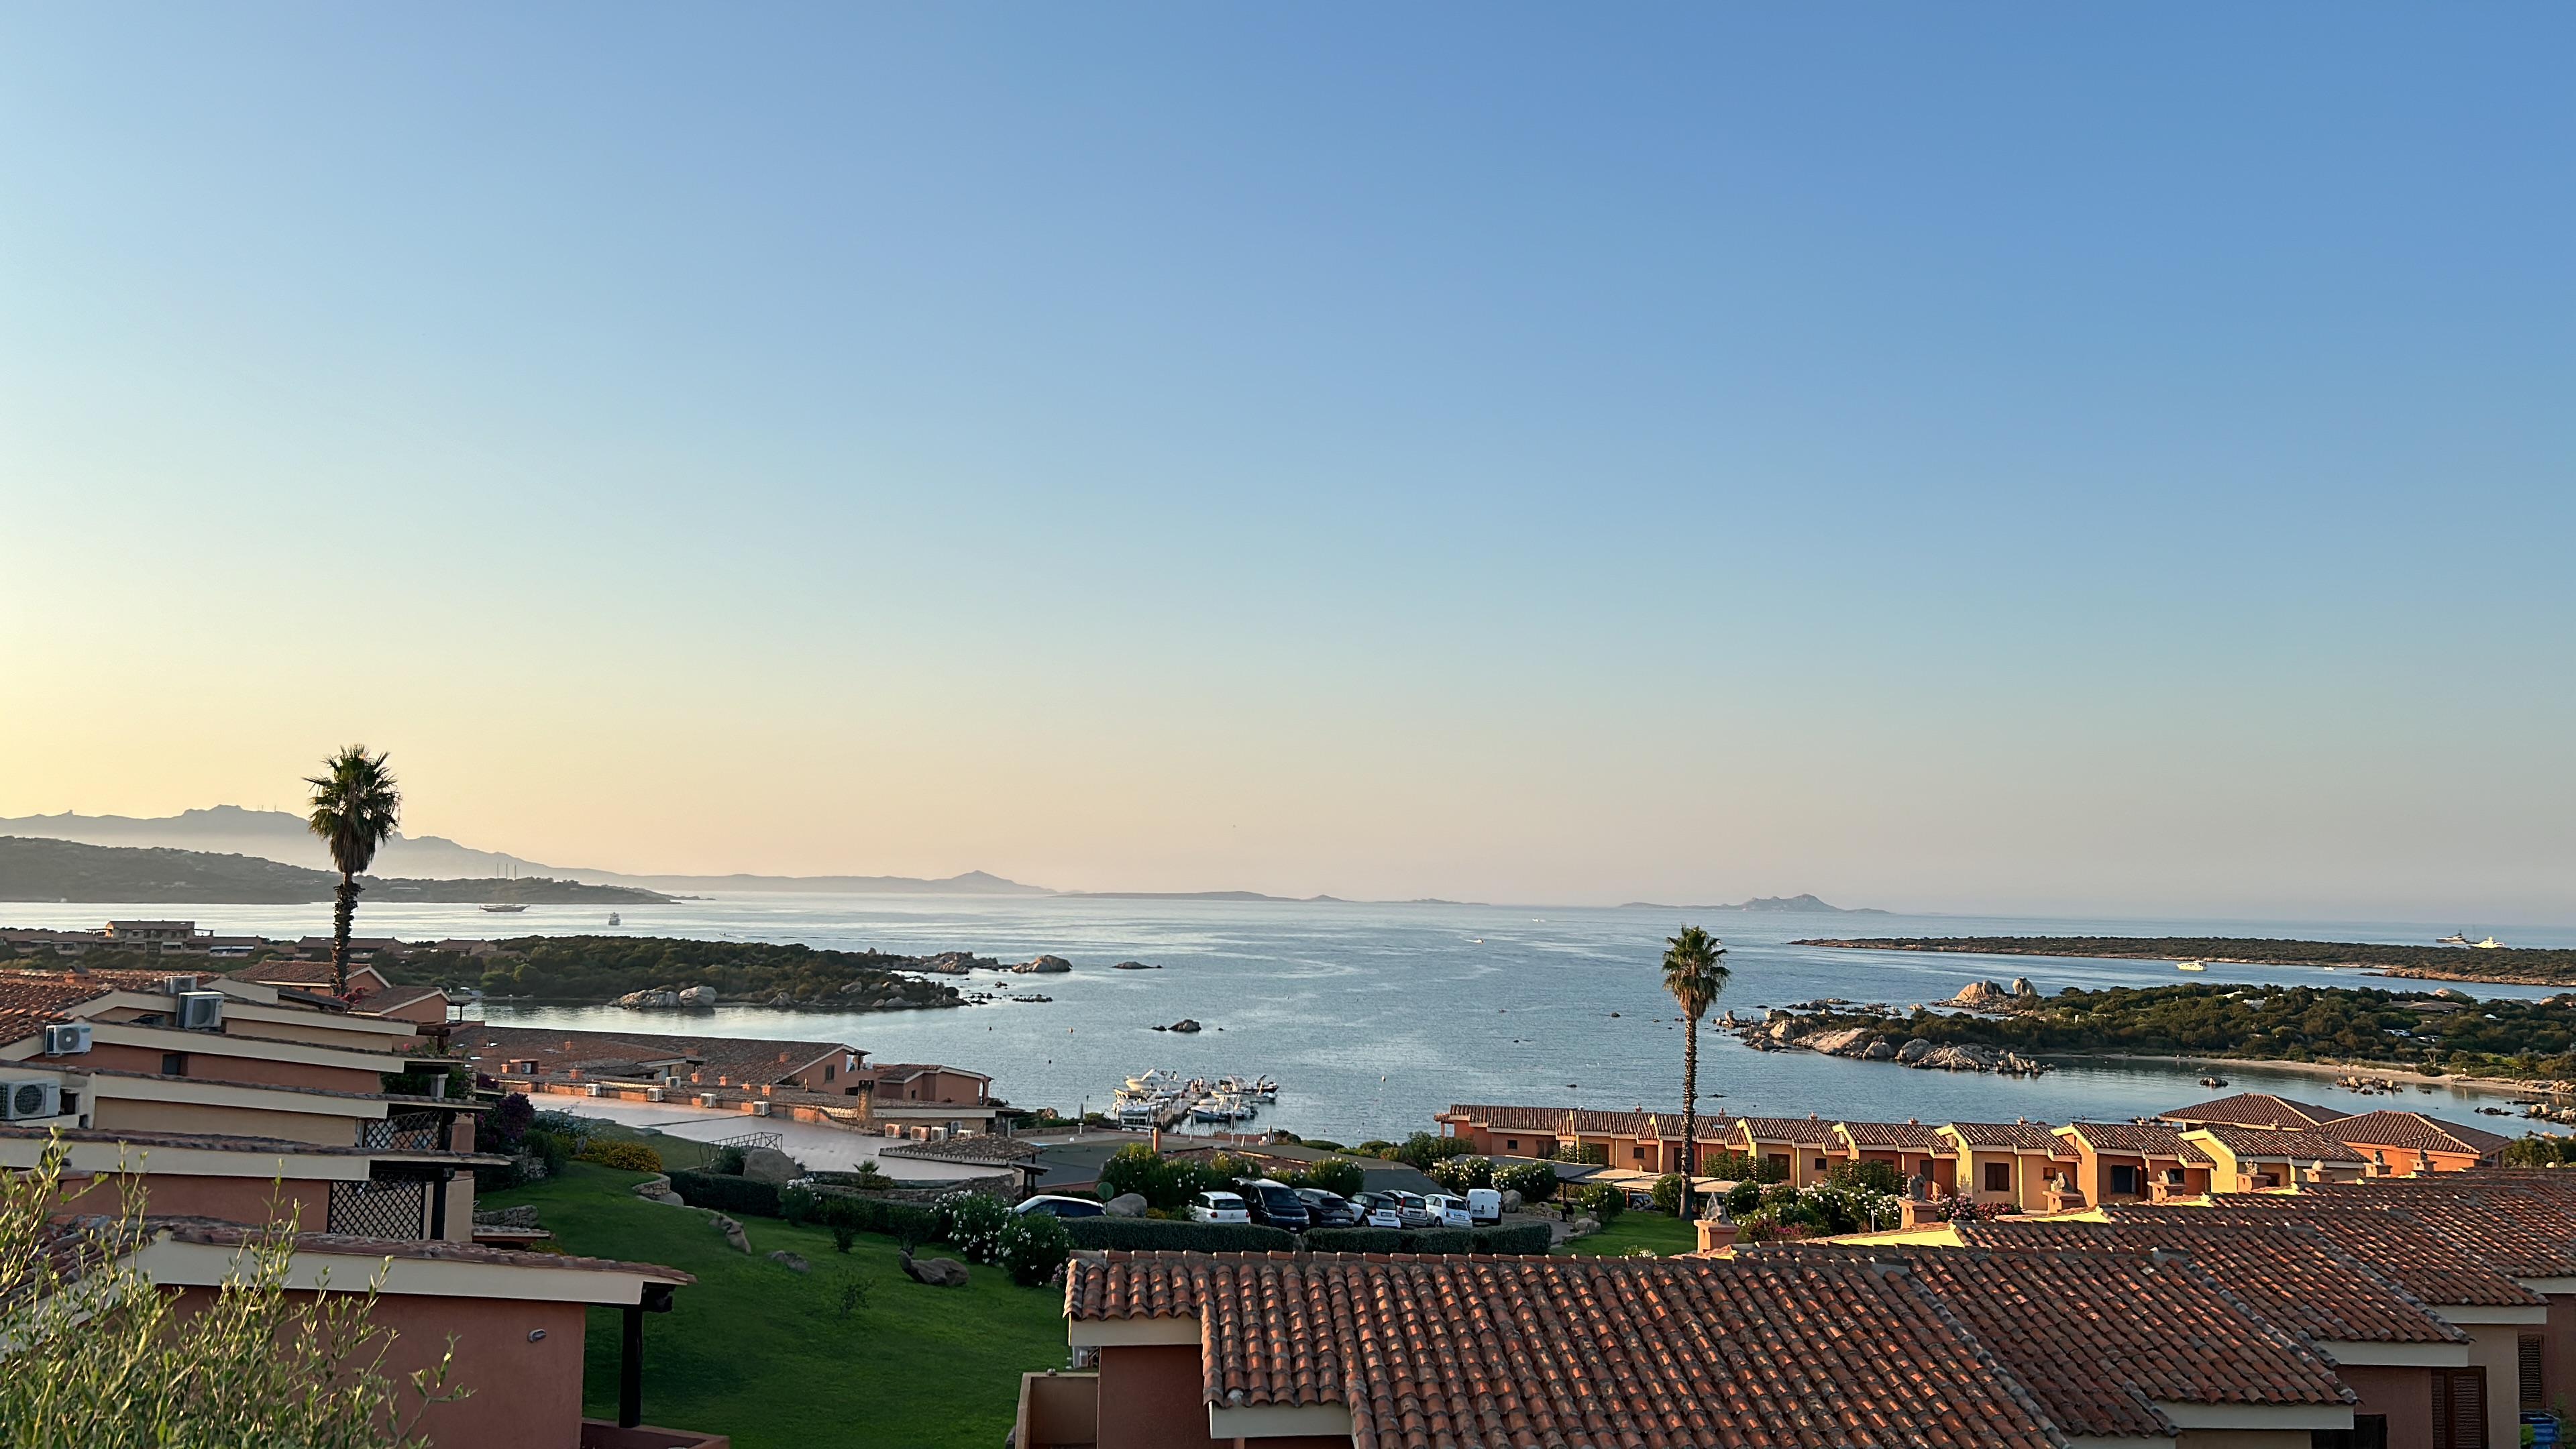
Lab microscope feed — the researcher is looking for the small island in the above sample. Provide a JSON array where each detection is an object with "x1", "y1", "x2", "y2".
[
  {"x1": 1739, "y1": 980, "x2": 2576, "y2": 1091},
  {"x1": 1794, "y1": 934, "x2": 2576, "y2": 987},
  {"x1": 385, "y1": 934, "x2": 979, "y2": 1010}
]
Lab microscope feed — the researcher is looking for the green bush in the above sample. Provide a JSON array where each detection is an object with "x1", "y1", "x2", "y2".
[
  {"x1": 1571, "y1": 1182, "x2": 1625, "y2": 1221},
  {"x1": 811, "y1": 1192, "x2": 941, "y2": 1246},
  {"x1": 1724, "y1": 1180, "x2": 1764, "y2": 1216},
  {"x1": 667, "y1": 1170, "x2": 780, "y2": 1217},
  {"x1": 578, "y1": 1140, "x2": 664, "y2": 1174},
  {"x1": 1304, "y1": 1224, "x2": 1551, "y2": 1255},
  {"x1": 1287, "y1": 1157, "x2": 1366, "y2": 1199},
  {"x1": 1059, "y1": 1218, "x2": 1296, "y2": 1253},
  {"x1": 1493, "y1": 1161, "x2": 1557, "y2": 1203},
  {"x1": 711, "y1": 1146, "x2": 748, "y2": 1175},
  {"x1": 1554, "y1": 1141, "x2": 1609, "y2": 1167},
  {"x1": 1650, "y1": 1173, "x2": 1687, "y2": 1216},
  {"x1": 934, "y1": 1191, "x2": 1012, "y2": 1263},
  {"x1": 1391, "y1": 1133, "x2": 1478, "y2": 1171},
  {"x1": 996, "y1": 1212, "x2": 1072, "y2": 1286}
]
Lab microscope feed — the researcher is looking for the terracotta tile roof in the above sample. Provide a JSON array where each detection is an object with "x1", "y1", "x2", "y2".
[
  {"x1": 0, "y1": 1122, "x2": 496, "y2": 1163},
  {"x1": 869, "y1": 1062, "x2": 993, "y2": 1084},
  {"x1": 1953, "y1": 1219, "x2": 2467, "y2": 1347},
  {"x1": 2158, "y1": 1092, "x2": 2347, "y2": 1130},
  {"x1": 1834, "y1": 1120, "x2": 1948, "y2": 1150},
  {"x1": 1066, "y1": 1251, "x2": 2062, "y2": 1449},
  {"x1": 878, "y1": 1134, "x2": 1038, "y2": 1165},
  {"x1": 347, "y1": 984, "x2": 447, "y2": 1014},
  {"x1": 0, "y1": 970, "x2": 125, "y2": 1045},
  {"x1": 1756, "y1": 1246, "x2": 2352, "y2": 1439},
  {"x1": 1942, "y1": 1121, "x2": 2070, "y2": 1153},
  {"x1": 2191, "y1": 1124, "x2": 2371, "y2": 1166},
  {"x1": 2325, "y1": 1110, "x2": 2514, "y2": 1159},
  {"x1": 2099, "y1": 1204, "x2": 2544, "y2": 1307},
  {"x1": 1732, "y1": 1115, "x2": 1842, "y2": 1146},
  {"x1": 1440, "y1": 1104, "x2": 1737, "y2": 1140},
  {"x1": 2058, "y1": 1121, "x2": 2217, "y2": 1167},
  {"x1": 143, "y1": 1216, "x2": 694, "y2": 1281}
]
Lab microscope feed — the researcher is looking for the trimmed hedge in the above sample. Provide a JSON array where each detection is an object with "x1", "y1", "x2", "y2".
[
  {"x1": 1060, "y1": 1218, "x2": 1296, "y2": 1253},
  {"x1": 1305, "y1": 1224, "x2": 1552, "y2": 1256},
  {"x1": 811, "y1": 1191, "x2": 944, "y2": 1245},
  {"x1": 665, "y1": 1170, "x2": 780, "y2": 1217}
]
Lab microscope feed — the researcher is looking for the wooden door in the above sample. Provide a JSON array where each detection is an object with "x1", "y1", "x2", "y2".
[{"x1": 2430, "y1": 1365, "x2": 2487, "y2": 1449}]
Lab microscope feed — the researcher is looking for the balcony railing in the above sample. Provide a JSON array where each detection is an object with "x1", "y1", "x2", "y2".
[
  {"x1": 326, "y1": 1178, "x2": 430, "y2": 1239},
  {"x1": 359, "y1": 1111, "x2": 447, "y2": 1152}
]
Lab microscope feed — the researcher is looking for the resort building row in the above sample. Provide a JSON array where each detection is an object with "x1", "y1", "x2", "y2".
[
  {"x1": 1435, "y1": 1090, "x2": 2514, "y2": 1213},
  {"x1": 1025, "y1": 1157, "x2": 2576, "y2": 1449}
]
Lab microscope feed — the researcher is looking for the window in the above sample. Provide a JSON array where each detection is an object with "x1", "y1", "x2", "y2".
[
  {"x1": 2431, "y1": 1366, "x2": 2487, "y2": 1449},
  {"x1": 1812, "y1": 1157, "x2": 1829, "y2": 1173},
  {"x1": 2314, "y1": 1415, "x2": 2388, "y2": 1449},
  {"x1": 1631, "y1": 1145, "x2": 1645, "y2": 1162},
  {"x1": 160, "y1": 1052, "x2": 187, "y2": 1077},
  {"x1": 2109, "y1": 1165, "x2": 2140, "y2": 1195},
  {"x1": 823, "y1": 1063, "x2": 835, "y2": 1082},
  {"x1": 1765, "y1": 1155, "x2": 1789, "y2": 1178},
  {"x1": 1505, "y1": 1138, "x2": 1519, "y2": 1153},
  {"x1": 2521, "y1": 1335, "x2": 2544, "y2": 1409},
  {"x1": 1983, "y1": 1162, "x2": 2010, "y2": 1193}
]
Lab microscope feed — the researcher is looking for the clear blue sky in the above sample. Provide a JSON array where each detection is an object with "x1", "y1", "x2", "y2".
[{"x1": 4, "y1": 7, "x2": 2570, "y2": 919}]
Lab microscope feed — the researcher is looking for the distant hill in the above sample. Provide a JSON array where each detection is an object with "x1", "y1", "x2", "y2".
[
  {"x1": 0, "y1": 808, "x2": 1050, "y2": 896},
  {"x1": 0, "y1": 837, "x2": 674, "y2": 905},
  {"x1": 1621, "y1": 894, "x2": 1888, "y2": 914}
]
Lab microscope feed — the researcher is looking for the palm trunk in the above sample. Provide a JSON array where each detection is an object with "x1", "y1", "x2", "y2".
[
  {"x1": 1679, "y1": 1016, "x2": 1699, "y2": 1220},
  {"x1": 331, "y1": 871, "x2": 360, "y2": 996}
]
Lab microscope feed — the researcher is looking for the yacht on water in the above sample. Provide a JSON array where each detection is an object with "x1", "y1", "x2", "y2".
[
  {"x1": 480, "y1": 903, "x2": 528, "y2": 914},
  {"x1": 607, "y1": 912, "x2": 622, "y2": 927},
  {"x1": 2438, "y1": 932, "x2": 2473, "y2": 945},
  {"x1": 2176, "y1": 960, "x2": 2207, "y2": 972}
]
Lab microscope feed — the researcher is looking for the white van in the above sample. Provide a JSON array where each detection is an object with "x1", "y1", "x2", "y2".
[
  {"x1": 1421, "y1": 1193, "x2": 1475, "y2": 1229},
  {"x1": 1464, "y1": 1187, "x2": 1502, "y2": 1225}
]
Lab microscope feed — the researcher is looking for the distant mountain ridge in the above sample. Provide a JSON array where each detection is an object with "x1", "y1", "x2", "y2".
[
  {"x1": 1621, "y1": 893, "x2": 1888, "y2": 914},
  {"x1": 0, "y1": 837, "x2": 672, "y2": 906},
  {"x1": 0, "y1": 808, "x2": 1049, "y2": 896}
]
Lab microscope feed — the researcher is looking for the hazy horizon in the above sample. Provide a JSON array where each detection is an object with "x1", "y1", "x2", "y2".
[{"x1": 5, "y1": 9, "x2": 2570, "y2": 922}]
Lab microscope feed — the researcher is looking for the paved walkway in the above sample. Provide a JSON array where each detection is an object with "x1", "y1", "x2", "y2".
[{"x1": 555, "y1": 1097, "x2": 994, "y2": 1180}]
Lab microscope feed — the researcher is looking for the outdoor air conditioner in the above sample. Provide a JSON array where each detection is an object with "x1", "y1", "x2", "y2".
[
  {"x1": 751, "y1": 1100, "x2": 772, "y2": 1117},
  {"x1": 645, "y1": 1087, "x2": 665, "y2": 1102},
  {"x1": 176, "y1": 991, "x2": 225, "y2": 1031},
  {"x1": 0, "y1": 1078, "x2": 62, "y2": 1122},
  {"x1": 586, "y1": 1082, "x2": 604, "y2": 1097},
  {"x1": 42, "y1": 1022, "x2": 93, "y2": 1056},
  {"x1": 696, "y1": 1093, "x2": 718, "y2": 1108},
  {"x1": 161, "y1": 975, "x2": 201, "y2": 996}
]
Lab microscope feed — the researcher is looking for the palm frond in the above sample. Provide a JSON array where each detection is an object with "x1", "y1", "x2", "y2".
[{"x1": 305, "y1": 745, "x2": 403, "y2": 877}]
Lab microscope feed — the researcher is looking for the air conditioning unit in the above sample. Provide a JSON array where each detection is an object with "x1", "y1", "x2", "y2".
[
  {"x1": 42, "y1": 1022, "x2": 92, "y2": 1056},
  {"x1": 585, "y1": 1082, "x2": 604, "y2": 1097},
  {"x1": 751, "y1": 1100, "x2": 772, "y2": 1118},
  {"x1": 162, "y1": 975, "x2": 201, "y2": 996},
  {"x1": 1, "y1": 1078, "x2": 62, "y2": 1122},
  {"x1": 696, "y1": 1092, "x2": 718, "y2": 1108},
  {"x1": 645, "y1": 1087, "x2": 666, "y2": 1102},
  {"x1": 176, "y1": 992, "x2": 225, "y2": 1031}
]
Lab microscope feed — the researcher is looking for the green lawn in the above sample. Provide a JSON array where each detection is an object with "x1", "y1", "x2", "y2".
[
  {"x1": 476, "y1": 1163, "x2": 1068, "y2": 1449},
  {"x1": 1555, "y1": 1211, "x2": 1701, "y2": 1257}
]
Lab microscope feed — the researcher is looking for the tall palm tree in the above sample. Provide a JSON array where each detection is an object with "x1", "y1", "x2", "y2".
[
  {"x1": 307, "y1": 746, "x2": 402, "y2": 996},
  {"x1": 1661, "y1": 924, "x2": 1730, "y2": 1220}
]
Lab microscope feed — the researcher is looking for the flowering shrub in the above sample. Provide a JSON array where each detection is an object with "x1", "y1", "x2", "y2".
[
  {"x1": 1428, "y1": 1155, "x2": 1497, "y2": 1193},
  {"x1": 934, "y1": 1190, "x2": 1012, "y2": 1263},
  {"x1": 1493, "y1": 1161, "x2": 1558, "y2": 1203},
  {"x1": 996, "y1": 1211, "x2": 1073, "y2": 1286},
  {"x1": 1570, "y1": 1183, "x2": 1626, "y2": 1221},
  {"x1": 1734, "y1": 1182, "x2": 1899, "y2": 1240},
  {"x1": 578, "y1": 1140, "x2": 663, "y2": 1174}
]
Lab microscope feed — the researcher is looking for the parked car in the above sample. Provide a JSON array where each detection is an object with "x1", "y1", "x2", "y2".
[
  {"x1": 1348, "y1": 1191, "x2": 1409, "y2": 1229},
  {"x1": 1238, "y1": 1179, "x2": 1312, "y2": 1232},
  {"x1": 1464, "y1": 1187, "x2": 1502, "y2": 1225},
  {"x1": 1187, "y1": 1190, "x2": 1250, "y2": 1224},
  {"x1": 1421, "y1": 1193, "x2": 1475, "y2": 1229},
  {"x1": 1354, "y1": 1191, "x2": 1437, "y2": 1230},
  {"x1": 1295, "y1": 1188, "x2": 1363, "y2": 1228},
  {"x1": 1013, "y1": 1194, "x2": 1106, "y2": 1218}
]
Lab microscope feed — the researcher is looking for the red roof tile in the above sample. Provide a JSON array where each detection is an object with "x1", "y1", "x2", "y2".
[
  {"x1": 1442, "y1": 1104, "x2": 1738, "y2": 1140},
  {"x1": 2099, "y1": 1203, "x2": 2543, "y2": 1307},
  {"x1": 1835, "y1": 1120, "x2": 1948, "y2": 1150},
  {"x1": 1953, "y1": 1219, "x2": 2466, "y2": 1347},
  {"x1": 1067, "y1": 1252, "x2": 2063, "y2": 1448},
  {"x1": 2058, "y1": 1121, "x2": 2218, "y2": 1167},
  {"x1": 1943, "y1": 1121, "x2": 2072, "y2": 1153},
  {"x1": 2159, "y1": 1092, "x2": 2347, "y2": 1130},
  {"x1": 1734, "y1": 1115, "x2": 1841, "y2": 1146},
  {"x1": 1756, "y1": 1246, "x2": 2353, "y2": 1438},
  {"x1": 2190, "y1": 1124, "x2": 2372, "y2": 1166},
  {"x1": 2326, "y1": 1110, "x2": 2514, "y2": 1159}
]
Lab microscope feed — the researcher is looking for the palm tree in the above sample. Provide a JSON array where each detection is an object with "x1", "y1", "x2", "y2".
[
  {"x1": 1661, "y1": 924, "x2": 1730, "y2": 1220},
  {"x1": 307, "y1": 746, "x2": 402, "y2": 996}
]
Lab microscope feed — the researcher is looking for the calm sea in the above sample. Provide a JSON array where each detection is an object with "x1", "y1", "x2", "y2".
[{"x1": 11, "y1": 896, "x2": 2572, "y2": 1143}]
